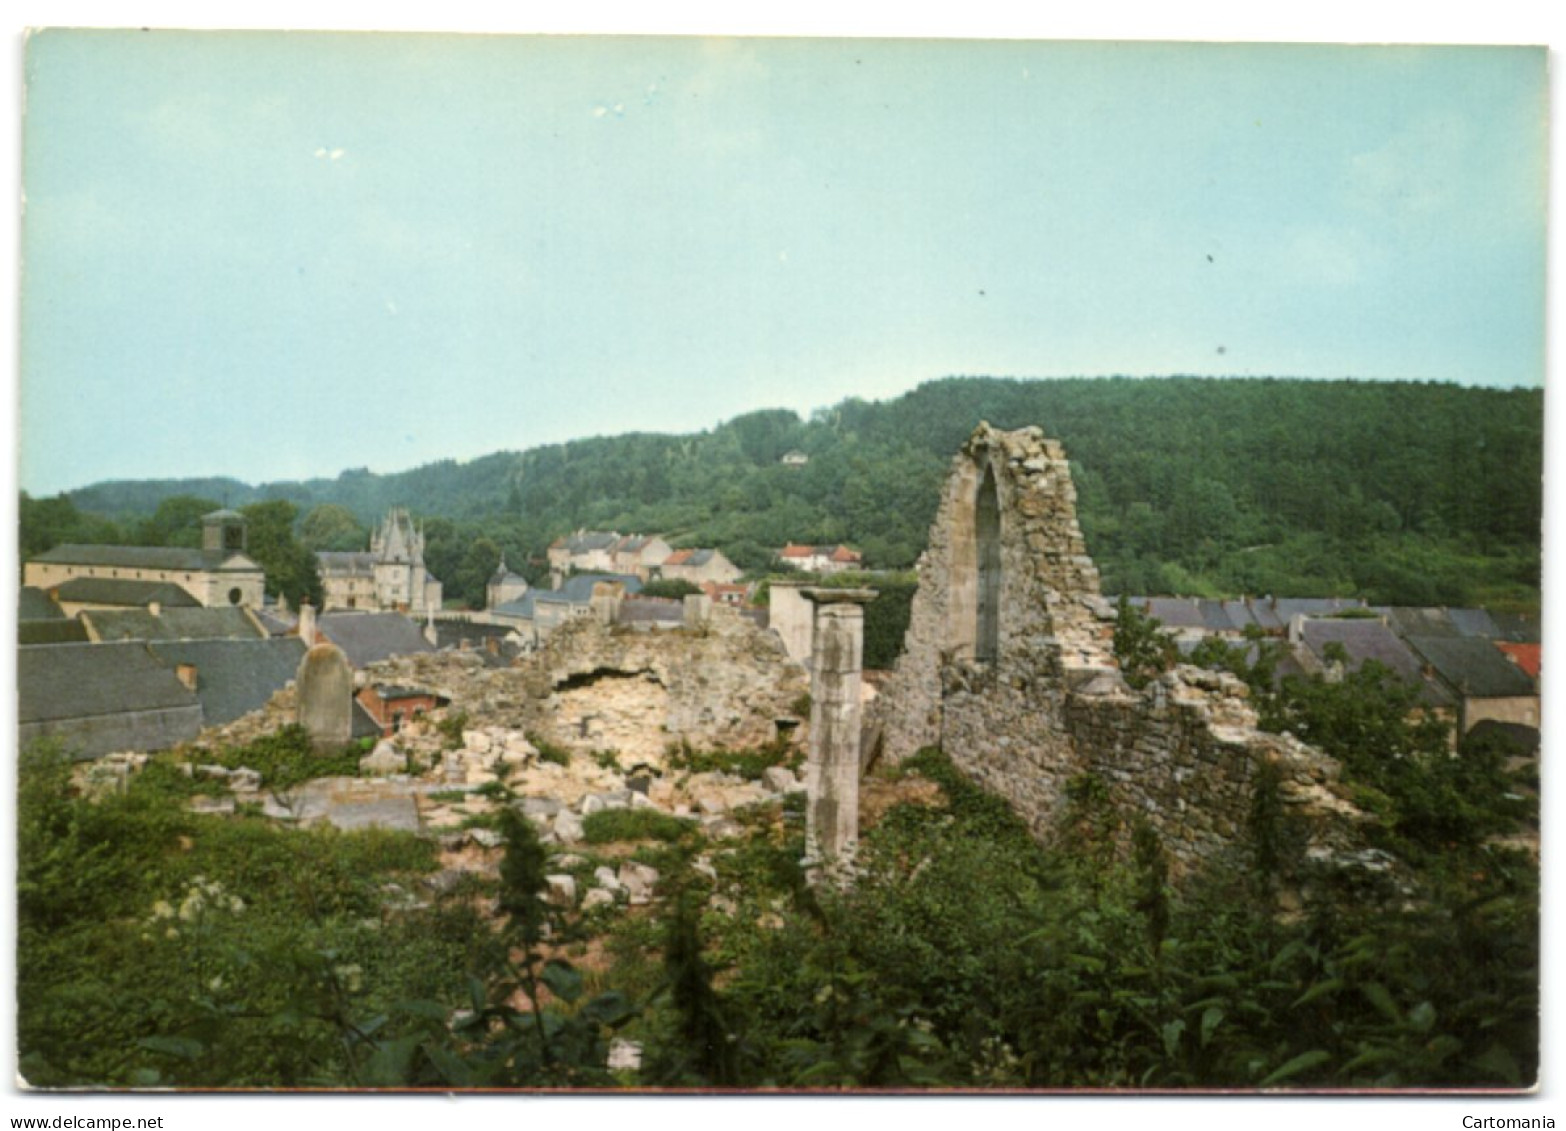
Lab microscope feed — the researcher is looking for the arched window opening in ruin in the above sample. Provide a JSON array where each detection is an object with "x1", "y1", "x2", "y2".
[{"x1": 975, "y1": 465, "x2": 1001, "y2": 663}]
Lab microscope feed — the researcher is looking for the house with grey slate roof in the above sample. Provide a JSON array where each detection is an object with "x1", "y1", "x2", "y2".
[
  {"x1": 317, "y1": 611, "x2": 437, "y2": 668},
  {"x1": 19, "y1": 587, "x2": 67, "y2": 621},
  {"x1": 491, "y1": 573, "x2": 644, "y2": 645},
  {"x1": 1291, "y1": 618, "x2": 1454, "y2": 710},
  {"x1": 23, "y1": 510, "x2": 266, "y2": 608},
  {"x1": 146, "y1": 637, "x2": 310, "y2": 726},
  {"x1": 19, "y1": 642, "x2": 205, "y2": 759},
  {"x1": 1404, "y1": 635, "x2": 1539, "y2": 735},
  {"x1": 80, "y1": 605, "x2": 267, "y2": 643},
  {"x1": 317, "y1": 509, "x2": 443, "y2": 616},
  {"x1": 660, "y1": 547, "x2": 742, "y2": 586},
  {"x1": 50, "y1": 577, "x2": 203, "y2": 616}
]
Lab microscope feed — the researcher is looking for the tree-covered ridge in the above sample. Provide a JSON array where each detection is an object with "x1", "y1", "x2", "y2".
[{"x1": 44, "y1": 377, "x2": 1543, "y2": 609}]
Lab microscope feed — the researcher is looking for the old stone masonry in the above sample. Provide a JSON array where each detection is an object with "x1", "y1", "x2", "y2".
[{"x1": 874, "y1": 423, "x2": 1370, "y2": 874}]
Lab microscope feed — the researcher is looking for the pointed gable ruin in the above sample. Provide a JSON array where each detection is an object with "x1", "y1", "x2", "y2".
[{"x1": 875, "y1": 423, "x2": 1370, "y2": 875}]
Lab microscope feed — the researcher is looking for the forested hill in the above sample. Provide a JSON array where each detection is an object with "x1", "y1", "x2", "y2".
[{"x1": 54, "y1": 377, "x2": 1543, "y2": 608}]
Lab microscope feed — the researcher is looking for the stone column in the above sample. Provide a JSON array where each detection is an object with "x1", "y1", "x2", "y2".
[
  {"x1": 802, "y1": 587, "x2": 876, "y2": 876},
  {"x1": 683, "y1": 593, "x2": 712, "y2": 628},
  {"x1": 298, "y1": 602, "x2": 318, "y2": 648}
]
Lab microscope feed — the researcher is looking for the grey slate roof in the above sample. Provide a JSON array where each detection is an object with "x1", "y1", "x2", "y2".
[
  {"x1": 1273, "y1": 597, "x2": 1370, "y2": 622},
  {"x1": 1378, "y1": 606, "x2": 1463, "y2": 639},
  {"x1": 147, "y1": 637, "x2": 308, "y2": 726},
  {"x1": 560, "y1": 573, "x2": 643, "y2": 601},
  {"x1": 561, "y1": 531, "x2": 620, "y2": 554},
  {"x1": 83, "y1": 606, "x2": 265, "y2": 643},
  {"x1": 1139, "y1": 598, "x2": 1208, "y2": 630},
  {"x1": 53, "y1": 577, "x2": 202, "y2": 608},
  {"x1": 317, "y1": 551, "x2": 377, "y2": 576},
  {"x1": 1405, "y1": 636, "x2": 1537, "y2": 699},
  {"x1": 318, "y1": 612, "x2": 435, "y2": 667},
  {"x1": 1447, "y1": 608, "x2": 1502, "y2": 638},
  {"x1": 1489, "y1": 611, "x2": 1542, "y2": 644},
  {"x1": 1376, "y1": 606, "x2": 1501, "y2": 641},
  {"x1": 433, "y1": 620, "x2": 520, "y2": 650},
  {"x1": 20, "y1": 587, "x2": 66, "y2": 620},
  {"x1": 33, "y1": 543, "x2": 258, "y2": 572},
  {"x1": 19, "y1": 620, "x2": 91, "y2": 645},
  {"x1": 1298, "y1": 619, "x2": 1453, "y2": 707},
  {"x1": 253, "y1": 608, "x2": 299, "y2": 636},
  {"x1": 492, "y1": 573, "x2": 644, "y2": 622},
  {"x1": 18, "y1": 642, "x2": 201, "y2": 725}
]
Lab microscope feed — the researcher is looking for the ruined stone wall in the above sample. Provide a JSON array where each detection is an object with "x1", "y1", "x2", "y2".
[
  {"x1": 206, "y1": 610, "x2": 809, "y2": 770},
  {"x1": 876, "y1": 423, "x2": 1367, "y2": 872},
  {"x1": 531, "y1": 613, "x2": 809, "y2": 764}
]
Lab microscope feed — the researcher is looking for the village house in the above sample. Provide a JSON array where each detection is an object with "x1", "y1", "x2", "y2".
[
  {"x1": 660, "y1": 548, "x2": 742, "y2": 586},
  {"x1": 547, "y1": 531, "x2": 675, "y2": 586},
  {"x1": 1288, "y1": 617, "x2": 1454, "y2": 711},
  {"x1": 702, "y1": 581, "x2": 750, "y2": 608},
  {"x1": 24, "y1": 509, "x2": 266, "y2": 609},
  {"x1": 547, "y1": 531, "x2": 621, "y2": 581},
  {"x1": 46, "y1": 578, "x2": 202, "y2": 617},
  {"x1": 1403, "y1": 635, "x2": 1540, "y2": 735},
  {"x1": 311, "y1": 609, "x2": 437, "y2": 669},
  {"x1": 18, "y1": 641, "x2": 206, "y2": 759},
  {"x1": 610, "y1": 535, "x2": 673, "y2": 580},
  {"x1": 777, "y1": 543, "x2": 863, "y2": 574},
  {"x1": 780, "y1": 450, "x2": 810, "y2": 467},
  {"x1": 147, "y1": 637, "x2": 310, "y2": 727},
  {"x1": 355, "y1": 683, "x2": 451, "y2": 736},
  {"x1": 317, "y1": 508, "x2": 443, "y2": 616},
  {"x1": 490, "y1": 573, "x2": 643, "y2": 647},
  {"x1": 485, "y1": 555, "x2": 530, "y2": 610},
  {"x1": 79, "y1": 604, "x2": 268, "y2": 643}
]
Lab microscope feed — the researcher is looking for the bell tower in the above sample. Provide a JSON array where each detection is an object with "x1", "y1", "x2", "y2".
[{"x1": 202, "y1": 509, "x2": 248, "y2": 555}]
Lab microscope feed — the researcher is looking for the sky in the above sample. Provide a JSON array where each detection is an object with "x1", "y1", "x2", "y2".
[{"x1": 15, "y1": 30, "x2": 1548, "y2": 496}]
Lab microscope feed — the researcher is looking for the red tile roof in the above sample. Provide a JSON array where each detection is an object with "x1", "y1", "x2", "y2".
[{"x1": 1496, "y1": 642, "x2": 1541, "y2": 679}]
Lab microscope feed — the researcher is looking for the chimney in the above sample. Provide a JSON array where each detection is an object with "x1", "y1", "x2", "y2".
[
  {"x1": 299, "y1": 602, "x2": 318, "y2": 648},
  {"x1": 175, "y1": 663, "x2": 198, "y2": 692},
  {"x1": 148, "y1": 601, "x2": 161, "y2": 617},
  {"x1": 486, "y1": 636, "x2": 500, "y2": 656}
]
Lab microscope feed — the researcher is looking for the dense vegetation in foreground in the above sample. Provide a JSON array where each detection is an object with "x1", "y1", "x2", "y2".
[
  {"x1": 19, "y1": 647, "x2": 1537, "y2": 1089},
  {"x1": 31, "y1": 376, "x2": 1542, "y2": 610}
]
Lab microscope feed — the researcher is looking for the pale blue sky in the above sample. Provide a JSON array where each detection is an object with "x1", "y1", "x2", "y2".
[{"x1": 19, "y1": 33, "x2": 1547, "y2": 495}]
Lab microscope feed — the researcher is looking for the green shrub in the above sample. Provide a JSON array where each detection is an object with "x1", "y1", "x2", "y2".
[
  {"x1": 530, "y1": 734, "x2": 572, "y2": 767},
  {"x1": 666, "y1": 741, "x2": 798, "y2": 782},
  {"x1": 582, "y1": 808, "x2": 694, "y2": 845},
  {"x1": 207, "y1": 725, "x2": 360, "y2": 790}
]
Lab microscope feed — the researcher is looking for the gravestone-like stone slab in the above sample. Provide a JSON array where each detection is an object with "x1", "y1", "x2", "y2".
[{"x1": 296, "y1": 642, "x2": 353, "y2": 753}]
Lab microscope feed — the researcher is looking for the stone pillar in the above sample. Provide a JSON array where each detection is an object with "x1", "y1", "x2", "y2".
[
  {"x1": 298, "y1": 602, "x2": 318, "y2": 648},
  {"x1": 802, "y1": 587, "x2": 876, "y2": 875},
  {"x1": 590, "y1": 593, "x2": 621, "y2": 626},
  {"x1": 683, "y1": 593, "x2": 712, "y2": 628},
  {"x1": 296, "y1": 642, "x2": 353, "y2": 753}
]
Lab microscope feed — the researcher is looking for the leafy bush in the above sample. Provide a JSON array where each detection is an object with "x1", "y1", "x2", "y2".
[
  {"x1": 582, "y1": 808, "x2": 694, "y2": 845},
  {"x1": 666, "y1": 741, "x2": 798, "y2": 782},
  {"x1": 529, "y1": 734, "x2": 572, "y2": 767},
  {"x1": 207, "y1": 725, "x2": 361, "y2": 790}
]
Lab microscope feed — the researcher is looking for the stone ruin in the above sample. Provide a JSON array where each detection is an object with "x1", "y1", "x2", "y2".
[
  {"x1": 873, "y1": 423, "x2": 1370, "y2": 875},
  {"x1": 296, "y1": 641, "x2": 353, "y2": 754}
]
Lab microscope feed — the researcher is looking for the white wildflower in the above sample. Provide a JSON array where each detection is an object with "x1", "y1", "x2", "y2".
[{"x1": 333, "y1": 964, "x2": 364, "y2": 994}]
